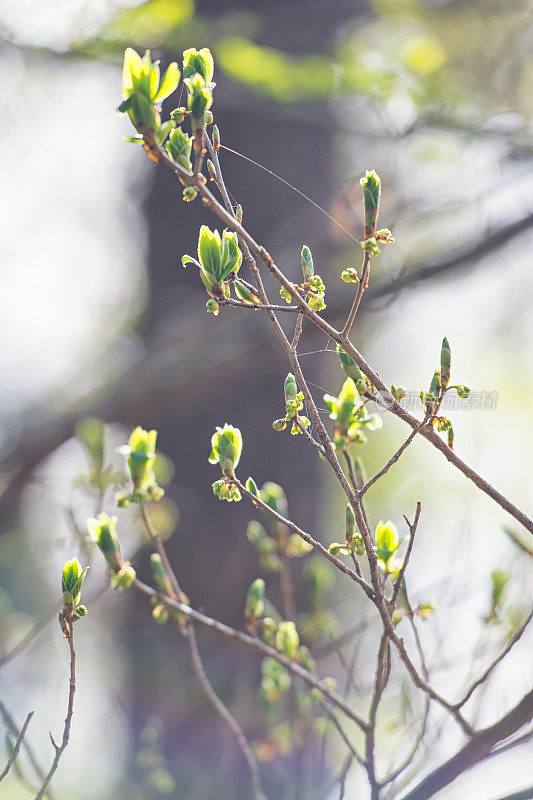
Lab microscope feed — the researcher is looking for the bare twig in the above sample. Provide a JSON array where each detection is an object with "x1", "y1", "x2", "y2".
[
  {"x1": 0, "y1": 711, "x2": 33, "y2": 782},
  {"x1": 34, "y1": 623, "x2": 77, "y2": 800},
  {"x1": 321, "y1": 700, "x2": 366, "y2": 769},
  {"x1": 132, "y1": 576, "x2": 369, "y2": 732},
  {"x1": 454, "y1": 609, "x2": 533, "y2": 709},
  {"x1": 187, "y1": 628, "x2": 265, "y2": 800},
  {"x1": 341, "y1": 251, "x2": 371, "y2": 338},
  {"x1": 391, "y1": 503, "x2": 422, "y2": 608},
  {"x1": 237, "y1": 480, "x2": 375, "y2": 600},
  {"x1": 399, "y1": 689, "x2": 533, "y2": 800},
  {"x1": 360, "y1": 424, "x2": 427, "y2": 497},
  {"x1": 139, "y1": 504, "x2": 264, "y2": 799}
]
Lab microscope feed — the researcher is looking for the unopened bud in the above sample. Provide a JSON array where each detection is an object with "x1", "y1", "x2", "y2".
[{"x1": 276, "y1": 621, "x2": 299, "y2": 660}]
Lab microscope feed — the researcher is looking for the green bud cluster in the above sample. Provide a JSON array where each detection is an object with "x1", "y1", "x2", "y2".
[
  {"x1": 420, "y1": 338, "x2": 470, "y2": 449},
  {"x1": 182, "y1": 48, "x2": 215, "y2": 133},
  {"x1": 360, "y1": 170, "x2": 381, "y2": 239},
  {"x1": 117, "y1": 427, "x2": 164, "y2": 507},
  {"x1": 205, "y1": 298, "x2": 219, "y2": 316},
  {"x1": 150, "y1": 553, "x2": 175, "y2": 597},
  {"x1": 260, "y1": 658, "x2": 291, "y2": 703},
  {"x1": 88, "y1": 513, "x2": 122, "y2": 570},
  {"x1": 209, "y1": 424, "x2": 242, "y2": 479},
  {"x1": 60, "y1": 558, "x2": 89, "y2": 631},
  {"x1": 358, "y1": 171, "x2": 395, "y2": 256},
  {"x1": 328, "y1": 503, "x2": 365, "y2": 558},
  {"x1": 118, "y1": 49, "x2": 180, "y2": 135},
  {"x1": 182, "y1": 225, "x2": 242, "y2": 304},
  {"x1": 483, "y1": 569, "x2": 509, "y2": 624},
  {"x1": 336, "y1": 344, "x2": 368, "y2": 392},
  {"x1": 244, "y1": 578, "x2": 265, "y2": 624},
  {"x1": 275, "y1": 620, "x2": 300, "y2": 660},
  {"x1": 89, "y1": 513, "x2": 136, "y2": 590},
  {"x1": 279, "y1": 245, "x2": 326, "y2": 312},
  {"x1": 390, "y1": 384, "x2": 407, "y2": 402},
  {"x1": 273, "y1": 373, "x2": 310, "y2": 435},
  {"x1": 165, "y1": 126, "x2": 192, "y2": 171},
  {"x1": 324, "y1": 378, "x2": 381, "y2": 450},
  {"x1": 110, "y1": 563, "x2": 136, "y2": 592},
  {"x1": 341, "y1": 267, "x2": 359, "y2": 284},
  {"x1": 375, "y1": 520, "x2": 403, "y2": 576},
  {"x1": 212, "y1": 478, "x2": 242, "y2": 502},
  {"x1": 246, "y1": 482, "x2": 312, "y2": 572}
]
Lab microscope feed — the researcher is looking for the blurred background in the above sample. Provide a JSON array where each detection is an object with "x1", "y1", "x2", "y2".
[{"x1": 0, "y1": 0, "x2": 532, "y2": 798}]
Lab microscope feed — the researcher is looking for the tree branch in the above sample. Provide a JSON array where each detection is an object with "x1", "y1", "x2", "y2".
[
  {"x1": 0, "y1": 711, "x2": 33, "y2": 782},
  {"x1": 399, "y1": 689, "x2": 533, "y2": 800}
]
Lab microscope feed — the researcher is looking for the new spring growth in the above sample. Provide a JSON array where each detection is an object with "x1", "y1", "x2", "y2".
[
  {"x1": 150, "y1": 553, "x2": 175, "y2": 597},
  {"x1": 280, "y1": 245, "x2": 326, "y2": 312},
  {"x1": 273, "y1": 373, "x2": 310, "y2": 435},
  {"x1": 328, "y1": 504, "x2": 365, "y2": 557},
  {"x1": 118, "y1": 49, "x2": 180, "y2": 137},
  {"x1": 359, "y1": 170, "x2": 394, "y2": 255},
  {"x1": 276, "y1": 621, "x2": 300, "y2": 660},
  {"x1": 117, "y1": 427, "x2": 164, "y2": 506},
  {"x1": 375, "y1": 520, "x2": 403, "y2": 576},
  {"x1": 324, "y1": 378, "x2": 382, "y2": 450},
  {"x1": 245, "y1": 476, "x2": 261, "y2": 506},
  {"x1": 89, "y1": 513, "x2": 136, "y2": 591},
  {"x1": 166, "y1": 127, "x2": 192, "y2": 171},
  {"x1": 336, "y1": 344, "x2": 368, "y2": 394},
  {"x1": 261, "y1": 658, "x2": 291, "y2": 702},
  {"x1": 60, "y1": 559, "x2": 89, "y2": 632},
  {"x1": 183, "y1": 48, "x2": 215, "y2": 135},
  {"x1": 420, "y1": 338, "x2": 470, "y2": 448},
  {"x1": 483, "y1": 569, "x2": 510, "y2": 625},
  {"x1": 245, "y1": 578, "x2": 265, "y2": 624},
  {"x1": 182, "y1": 226, "x2": 243, "y2": 304},
  {"x1": 234, "y1": 278, "x2": 261, "y2": 305},
  {"x1": 210, "y1": 424, "x2": 243, "y2": 501}
]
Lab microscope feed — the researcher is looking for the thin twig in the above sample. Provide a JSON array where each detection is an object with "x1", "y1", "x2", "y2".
[
  {"x1": 0, "y1": 700, "x2": 51, "y2": 796},
  {"x1": 139, "y1": 504, "x2": 264, "y2": 799},
  {"x1": 132, "y1": 577, "x2": 369, "y2": 732},
  {"x1": 187, "y1": 628, "x2": 265, "y2": 800},
  {"x1": 237, "y1": 480, "x2": 375, "y2": 600},
  {"x1": 454, "y1": 609, "x2": 533, "y2": 709},
  {"x1": 34, "y1": 622, "x2": 76, "y2": 800},
  {"x1": 341, "y1": 252, "x2": 371, "y2": 338},
  {"x1": 360, "y1": 424, "x2": 427, "y2": 497},
  {"x1": 0, "y1": 711, "x2": 33, "y2": 782},
  {"x1": 220, "y1": 297, "x2": 300, "y2": 312},
  {"x1": 391, "y1": 503, "x2": 422, "y2": 609},
  {"x1": 144, "y1": 142, "x2": 533, "y2": 534},
  {"x1": 321, "y1": 700, "x2": 366, "y2": 769}
]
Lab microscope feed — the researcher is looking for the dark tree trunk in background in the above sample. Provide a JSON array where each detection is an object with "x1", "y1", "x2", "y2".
[{"x1": 123, "y1": 7, "x2": 364, "y2": 798}]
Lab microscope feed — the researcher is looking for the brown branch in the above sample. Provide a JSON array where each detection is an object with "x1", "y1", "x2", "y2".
[
  {"x1": 34, "y1": 622, "x2": 77, "y2": 800},
  {"x1": 0, "y1": 711, "x2": 33, "y2": 782},
  {"x1": 365, "y1": 632, "x2": 392, "y2": 799},
  {"x1": 169, "y1": 153, "x2": 532, "y2": 534},
  {"x1": 187, "y1": 627, "x2": 265, "y2": 800},
  {"x1": 341, "y1": 251, "x2": 371, "y2": 338},
  {"x1": 132, "y1": 577, "x2": 369, "y2": 732},
  {"x1": 220, "y1": 297, "x2": 300, "y2": 312},
  {"x1": 321, "y1": 700, "x2": 366, "y2": 770},
  {"x1": 237, "y1": 480, "x2": 375, "y2": 600},
  {"x1": 454, "y1": 609, "x2": 533, "y2": 709},
  {"x1": 360, "y1": 424, "x2": 427, "y2": 498},
  {"x1": 391, "y1": 503, "x2": 422, "y2": 609},
  {"x1": 399, "y1": 689, "x2": 533, "y2": 800},
  {"x1": 139, "y1": 504, "x2": 264, "y2": 798}
]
